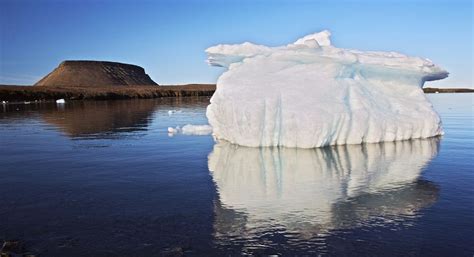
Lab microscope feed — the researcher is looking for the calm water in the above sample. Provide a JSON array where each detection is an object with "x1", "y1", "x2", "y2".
[{"x1": 0, "y1": 94, "x2": 472, "y2": 256}]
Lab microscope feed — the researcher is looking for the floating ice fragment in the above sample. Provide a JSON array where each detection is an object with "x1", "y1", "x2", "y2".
[
  {"x1": 168, "y1": 110, "x2": 183, "y2": 116},
  {"x1": 167, "y1": 126, "x2": 181, "y2": 134},
  {"x1": 181, "y1": 124, "x2": 213, "y2": 135},
  {"x1": 167, "y1": 124, "x2": 213, "y2": 136}
]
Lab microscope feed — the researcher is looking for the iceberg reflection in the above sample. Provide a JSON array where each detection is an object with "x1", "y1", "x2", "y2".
[{"x1": 208, "y1": 138, "x2": 440, "y2": 251}]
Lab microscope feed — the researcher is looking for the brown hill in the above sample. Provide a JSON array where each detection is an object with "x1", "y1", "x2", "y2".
[{"x1": 34, "y1": 60, "x2": 158, "y2": 87}]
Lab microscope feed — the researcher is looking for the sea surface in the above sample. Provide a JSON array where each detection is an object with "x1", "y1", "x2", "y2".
[{"x1": 0, "y1": 94, "x2": 472, "y2": 256}]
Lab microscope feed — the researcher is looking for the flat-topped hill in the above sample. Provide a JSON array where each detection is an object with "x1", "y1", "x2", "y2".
[{"x1": 34, "y1": 60, "x2": 158, "y2": 87}]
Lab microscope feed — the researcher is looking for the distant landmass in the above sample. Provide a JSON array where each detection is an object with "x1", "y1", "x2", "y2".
[
  {"x1": 423, "y1": 87, "x2": 474, "y2": 93},
  {"x1": 35, "y1": 60, "x2": 158, "y2": 87}
]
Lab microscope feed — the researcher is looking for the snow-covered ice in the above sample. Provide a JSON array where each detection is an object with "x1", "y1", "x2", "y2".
[{"x1": 206, "y1": 30, "x2": 448, "y2": 148}]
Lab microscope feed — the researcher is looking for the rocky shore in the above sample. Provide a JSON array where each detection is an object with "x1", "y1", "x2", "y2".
[{"x1": 0, "y1": 84, "x2": 216, "y2": 102}]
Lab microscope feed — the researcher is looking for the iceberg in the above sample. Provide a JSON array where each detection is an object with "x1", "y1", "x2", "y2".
[{"x1": 206, "y1": 30, "x2": 448, "y2": 148}]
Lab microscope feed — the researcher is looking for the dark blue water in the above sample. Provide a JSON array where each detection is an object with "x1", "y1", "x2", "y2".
[{"x1": 0, "y1": 94, "x2": 472, "y2": 256}]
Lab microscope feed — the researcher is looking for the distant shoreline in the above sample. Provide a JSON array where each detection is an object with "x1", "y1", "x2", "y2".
[
  {"x1": 0, "y1": 84, "x2": 215, "y2": 102},
  {"x1": 423, "y1": 87, "x2": 474, "y2": 94},
  {"x1": 0, "y1": 85, "x2": 472, "y2": 102}
]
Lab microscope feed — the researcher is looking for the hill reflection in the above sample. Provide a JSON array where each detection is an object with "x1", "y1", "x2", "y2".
[
  {"x1": 209, "y1": 138, "x2": 440, "y2": 252},
  {"x1": 40, "y1": 100, "x2": 156, "y2": 139}
]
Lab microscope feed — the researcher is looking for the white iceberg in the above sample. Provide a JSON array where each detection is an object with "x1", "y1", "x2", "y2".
[{"x1": 206, "y1": 30, "x2": 448, "y2": 148}]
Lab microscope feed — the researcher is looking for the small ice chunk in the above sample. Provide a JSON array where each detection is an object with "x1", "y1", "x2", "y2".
[
  {"x1": 167, "y1": 126, "x2": 181, "y2": 134},
  {"x1": 167, "y1": 125, "x2": 212, "y2": 136},
  {"x1": 181, "y1": 124, "x2": 213, "y2": 135},
  {"x1": 56, "y1": 99, "x2": 65, "y2": 104},
  {"x1": 168, "y1": 110, "x2": 182, "y2": 116}
]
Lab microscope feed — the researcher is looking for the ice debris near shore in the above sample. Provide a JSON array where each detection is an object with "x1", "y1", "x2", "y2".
[{"x1": 206, "y1": 30, "x2": 448, "y2": 148}]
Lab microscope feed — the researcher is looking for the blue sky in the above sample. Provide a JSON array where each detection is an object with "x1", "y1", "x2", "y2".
[{"x1": 0, "y1": 0, "x2": 472, "y2": 87}]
